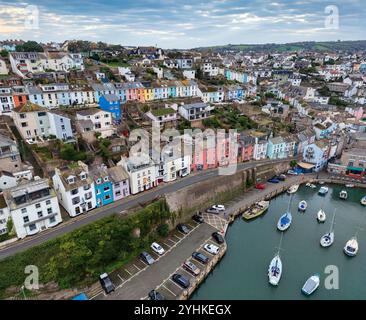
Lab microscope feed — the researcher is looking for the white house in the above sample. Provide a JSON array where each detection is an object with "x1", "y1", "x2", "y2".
[
  {"x1": 118, "y1": 154, "x2": 158, "y2": 195},
  {"x1": 52, "y1": 161, "x2": 96, "y2": 217},
  {"x1": 0, "y1": 87, "x2": 15, "y2": 114},
  {"x1": 0, "y1": 171, "x2": 18, "y2": 191},
  {"x1": 178, "y1": 102, "x2": 214, "y2": 121},
  {"x1": 107, "y1": 165, "x2": 130, "y2": 201},
  {"x1": 0, "y1": 195, "x2": 10, "y2": 235},
  {"x1": 76, "y1": 108, "x2": 115, "y2": 139},
  {"x1": 253, "y1": 137, "x2": 268, "y2": 160},
  {"x1": 145, "y1": 107, "x2": 177, "y2": 127},
  {"x1": 3, "y1": 178, "x2": 62, "y2": 239},
  {"x1": 183, "y1": 70, "x2": 195, "y2": 80}
]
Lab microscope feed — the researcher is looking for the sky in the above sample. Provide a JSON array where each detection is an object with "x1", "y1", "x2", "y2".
[{"x1": 0, "y1": 0, "x2": 365, "y2": 49}]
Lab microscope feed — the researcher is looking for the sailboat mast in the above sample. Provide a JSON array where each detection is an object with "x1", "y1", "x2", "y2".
[{"x1": 330, "y1": 209, "x2": 336, "y2": 233}]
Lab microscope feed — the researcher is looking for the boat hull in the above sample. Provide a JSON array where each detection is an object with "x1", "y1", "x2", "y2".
[
  {"x1": 320, "y1": 233, "x2": 334, "y2": 247},
  {"x1": 268, "y1": 255, "x2": 282, "y2": 286},
  {"x1": 301, "y1": 275, "x2": 320, "y2": 296},
  {"x1": 277, "y1": 213, "x2": 292, "y2": 231}
]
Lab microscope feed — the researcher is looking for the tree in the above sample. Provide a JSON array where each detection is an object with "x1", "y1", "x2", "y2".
[
  {"x1": 290, "y1": 160, "x2": 297, "y2": 168},
  {"x1": 60, "y1": 144, "x2": 87, "y2": 161},
  {"x1": 16, "y1": 41, "x2": 43, "y2": 52},
  {"x1": 0, "y1": 50, "x2": 8, "y2": 58},
  {"x1": 157, "y1": 224, "x2": 169, "y2": 237}
]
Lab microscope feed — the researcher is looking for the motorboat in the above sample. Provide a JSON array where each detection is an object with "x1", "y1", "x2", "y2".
[
  {"x1": 268, "y1": 233, "x2": 283, "y2": 286},
  {"x1": 301, "y1": 274, "x2": 320, "y2": 296},
  {"x1": 317, "y1": 209, "x2": 326, "y2": 223},
  {"x1": 361, "y1": 196, "x2": 366, "y2": 206},
  {"x1": 306, "y1": 183, "x2": 316, "y2": 189},
  {"x1": 344, "y1": 236, "x2": 359, "y2": 257},
  {"x1": 320, "y1": 210, "x2": 336, "y2": 248},
  {"x1": 287, "y1": 184, "x2": 299, "y2": 194},
  {"x1": 318, "y1": 186, "x2": 329, "y2": 195},
  {"x1": 339, "y1": 190, "x2": 348, "y2": 200},
  {"x1": 242, "y1": 201, "x2": 270, "y2": 220},
  {"x1": 346, "y1": 184, "x2": 355, "y2": 188},
  {"x1": 298, "y1": 200, "x2": 307, "y2": 211}
]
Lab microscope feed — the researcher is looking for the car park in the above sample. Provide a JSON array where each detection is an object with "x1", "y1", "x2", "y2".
[
  {"x1": 176, "y1": 223, "x2": 190, "y2": 234},
  {"x1": 148, "y1": 290, "x2": 165, "y2": 300},
  {"x1": 172, "y1": 274, "x2": 190, "y2": 289},
  {"x1": 183, "y1": 260, "x2": 201, "y2": 276},
  {"x1": 192, "y1": 214, "x2": 204, "y2": 223},
  {"x1": 212, "y1": 204, "x2": 225, "y2": 211},
  {"x1": 192, "y1": 251, "x2": 209, "y2": 264},
  {"x1": 212, "y1": 232, "x2": 225, "y2": 244},
  {"x1": 99, "y1": 273, "x2": 115, "y2": 294},
  {"x1": 139, "y1": 251, "x2": 155, "y2": 265},
  {"x1": 204, "y1": 243, "x2": 219, "y2": 255},
  {"x1": 151, "y1": 242, "x2": 165, "y2": 255}
]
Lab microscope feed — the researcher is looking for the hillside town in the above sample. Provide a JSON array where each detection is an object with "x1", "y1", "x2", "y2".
[{"x1": 0, "y1": 39, "x2": 366, "y2": 241}]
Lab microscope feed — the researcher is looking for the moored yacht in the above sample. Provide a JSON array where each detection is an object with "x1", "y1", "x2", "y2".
[
  {"x1": 344, "y1": 236, "x2": 359, "y2": 257},
  {"x1": 301, "y1": 274, "x2": 320, "y2": 296},
  {"x1": 339, "y1": 190, "x2": 348, "y2": 200},
  {"x1": 298, "y1": 200, "x2": 307, "y2": 211},
  {"x1": 318, "y1": 186, "x2": 329, "y2": 195},
  {"x1": 320, "y1": 210, "x2": 336, "y2": 248},
  {"x1": 287, "y1": 184, "x2": 299, "y2": 194}
]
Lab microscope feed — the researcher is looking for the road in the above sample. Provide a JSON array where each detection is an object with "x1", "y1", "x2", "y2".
[{"x1": 0, "y1": 158, "x2": 285, "y2": 260}]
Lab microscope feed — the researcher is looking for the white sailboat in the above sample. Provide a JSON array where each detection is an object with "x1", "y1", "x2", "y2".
[
  {"x1": 277, "y1": 195, "x2": 293, "y2": 231},
  {"x1": 320, "y1": 210, "x2": 336, "y2": 248},
  {"x1": 298, "y1": 200, "x2": 307, "y2": 212},
  {"x1": 317, "y1": 209, "x2": 326, "y2": 223},
  {"x1": 287, "y1": 184, "x2": 299, "y2": 194},
  {"x1": 268, "y1": 233, "x2": 283, "y2": 286},
  {"x1": 360, "y1": 196, "x2": 366, "y2": 206}
]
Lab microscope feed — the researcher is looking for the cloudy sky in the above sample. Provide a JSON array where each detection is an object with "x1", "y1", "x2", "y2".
[{"x1": 0, "y1": 0, "x2": 365, "y2": 48}]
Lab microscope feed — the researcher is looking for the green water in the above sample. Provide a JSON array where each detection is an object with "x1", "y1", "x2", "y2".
[{"x1": 191, "y1": 184, "x2": 366, "y2": 300}]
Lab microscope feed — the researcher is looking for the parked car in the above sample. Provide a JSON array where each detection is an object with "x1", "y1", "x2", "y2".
[
  {"x1": 172, "y1": 274, "x2": 190, "y2": 289},
  {"x1": 99, "y1": 273, "x2": 115, "y2": 294},
  {"x1": 151, "y1": 242, "x2": 165, "y2": 255},
  {"x1": 183, "y1": 260, "x2": 201, "y2": 276},
  {"x1": 287, "y1": 170, "x2": 298, "y2": 175},
  {"x1": 278, "y1": 174, "x2": 286, "y2": 181},
  {"x1": 139, "y1": 251, "x2": 155, "y2": 265},
  {"x1": 212, "y1": 204, "x2": 225, "y2": 211},
  {"x1": 181, "y1": 171, "x2": 189, "y2": 177},
  {"x1": 177, "y1": 223, "x2": 190, "y2": 234},
  {"x1": 206, "y1": 207, "x2": 221, "y2": 214},
  {"x1": 192, "y1": 214, "x2": 204, "y2": 223},
  {"x1": 204, "y1": 243, "x2": 219, "y2": 255},
  {"x1": 267, "y1": 177, "x2": 280, "y2": 183},
  {"x1": 255, "y1": 183, "x2": 266, "y2": 190},
  {"x1": 212, "y1": 232, "x2": 225, "y2": 244},
  {"x1": 148, "y1": 290, "x2": 165, "y2": 300},
  {"x1": 192, "y1": 251, "x2": 209, "y2": 264}
]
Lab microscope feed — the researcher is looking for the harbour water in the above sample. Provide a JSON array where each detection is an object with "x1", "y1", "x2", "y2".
[{"x1": 191, "y1": 184, "x2": 366, "y2": 300}]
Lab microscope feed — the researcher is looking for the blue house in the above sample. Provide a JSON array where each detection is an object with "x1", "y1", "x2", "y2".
[
  {"x1": 300, "y1": 142, "x2": 329, "y2": 172},
  {"x1": 91, "y1": 165, "x2": 114, "y2": 207},
  {"x1": 267, "y1": 137, "x2": 287, "y2": 159},
  {"x1": 99, "y1": 94, "x2": 121, "y2": 120}
]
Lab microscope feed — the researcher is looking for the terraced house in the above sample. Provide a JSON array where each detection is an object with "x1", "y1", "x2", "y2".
[
  {"x1": 91, "y1": 164, "x2": 114, "y2": 207},
  {"x1": 52, "y1": 161, "x2": 96, "y2": 217}
]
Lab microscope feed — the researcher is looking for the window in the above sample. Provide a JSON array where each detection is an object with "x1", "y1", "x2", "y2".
[
  {"x1": 105, "y1": 194, "x2": 111, "y2": 201},
  {"x1": 21, "y1": 208, "x2": 27, "y2": 214},
  {"x1": 20, "y1": 113, "x2": 26, "y2": 119},
  {"x1": 71, "y1": 188, "x2": 78, "y2": 195},
  {"x1": 72, "y1": 197, "x2": 80, "y2": 205},
  {"x1": 29, "y1": 224, "x2": 37, "y2": 231},
  {"x1": 23, "y1": 216, "x2": 29, "y2": 223},
  {"x1": 46, "y1": 200, "x2": 51, "y2": 205},
  {"x1": 35, "y1": 203, "x2": 41, "y2": 209},
  {"x1": 87, "y1": 202, "x2": 92, "y2": 209},
  {"x1": 21, "y1": 122, "x2": 28, "y2": 127},
  {"x1": 49, "y1": 217, "x2": 56, "y2": 223},
  {"x1": 103, "y1": 186, "x2": 110, "y2": 192},
  {"x1": 83, "y1": 184, "x2": 90, "y2": 191},
  {"x1": 37, "y1": 211, "x2": 43, "y2": 218},
  {"x1": 47, "y1": 208, "x2": 52, "y2": 214},
  {"x1": 75, "y1": 207, "x2": 80, "y2": 215}
]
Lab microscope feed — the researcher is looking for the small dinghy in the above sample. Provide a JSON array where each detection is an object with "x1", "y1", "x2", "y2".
[
  {"x1": 301, "y1": 274, "x2": 320, "y2": 296},
  {"x1": 346, "y1": 184, "x2": 355, "y2": 188},
  {"x1": 320, "y1": 210, "x2": 336, "y2": 248},
  {"x1": 360, "y1": 196, "x2": 366, "y2": 206},
  {"x1": 339, "y1": 190, "x2": 348, "y2": 200},
  {"x1": 344, "y1": 236, "x2": 359, "y2": 257},
  {"x1": 298, "y1": 200, "x2": 307, "y2": 211},
  {"x1": 317, "y1": 209, "x2": 326, "y2": 223}
]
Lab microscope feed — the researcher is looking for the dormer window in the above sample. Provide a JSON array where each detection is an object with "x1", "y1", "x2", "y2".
[
  {"x1": 97, "y1": 178, "x2": 102, "y2": 184},
  {"x1": 79, "y1": 172, "x2": 87, "y2": 180},
  {"x1": 104, "y1": 176, "x2": 109, "y2": 182},
  {"x1": 67, "y1": 175, "x2": 76, "y2": 184}
]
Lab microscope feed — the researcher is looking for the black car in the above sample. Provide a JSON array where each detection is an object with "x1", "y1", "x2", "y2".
[
  {"x1": 139, "y1": 251, "x2": 155, "y2": 265},
  {"x1": 99, "y1": 273, "x2": 115, "y2": 294},
  {"x1": 192, "y1": 214, "x2": 204, "y2": 223},
  {"x1": 212, "y1": 232, "x2": 225, "y2": 244},
  {"x1": 177, "y1": 223, "x2": 190, "y2": 234},
  {"x1": 172, "y1": 274, "x2": 190, "y2": 289},
  {"x1": 148, "y1": 290, "x2": 165, "y2": 300},
  {"x1": 192, "y1": 251, "x2": 209, "y2": 264}
]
